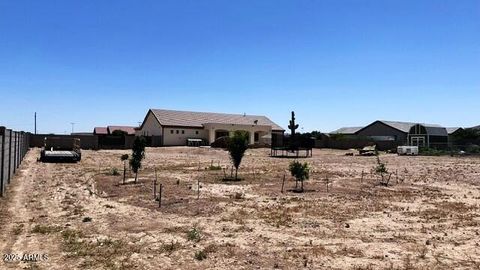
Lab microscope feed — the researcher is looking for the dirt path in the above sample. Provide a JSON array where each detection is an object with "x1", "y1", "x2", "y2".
[{"x1": 0, "y1": 149, "x2": 62, "y2": 269}]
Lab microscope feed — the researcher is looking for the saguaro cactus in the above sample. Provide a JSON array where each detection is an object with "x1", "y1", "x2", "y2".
[{"x1": 288, "y1": 111, "x2": 299, "y2": 149}]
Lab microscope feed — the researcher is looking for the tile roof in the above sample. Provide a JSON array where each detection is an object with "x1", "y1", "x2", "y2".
[
  {"x1": 93, "y1": 127, "x2": 108, "y2": 135},
  {"x1": 150, "y1": 109, "x2": 285, "y2": 131}
]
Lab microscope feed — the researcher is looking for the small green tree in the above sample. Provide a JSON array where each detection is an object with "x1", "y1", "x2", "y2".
[
  {"x1": 130, "y1": 136, "x2": 146, "y2": 183},
  {"x1": 226, "y1": 131, "x2": 249, "y2": 180},
  {"x1": 375, "y1": 155, "x2": 392, "y2": 186},
  {"x1": 289, "y1": 160, "x2": 310, "y2": 192}
]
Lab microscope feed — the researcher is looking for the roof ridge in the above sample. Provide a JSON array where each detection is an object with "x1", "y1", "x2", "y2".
[{"x1": 151, "y1": 108, "x2": 267, "y2": 118}]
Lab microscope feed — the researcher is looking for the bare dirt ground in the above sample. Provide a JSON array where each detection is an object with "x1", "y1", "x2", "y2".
[{"x1": 1, "y1": 147, "x2": 480, "y2": 269}]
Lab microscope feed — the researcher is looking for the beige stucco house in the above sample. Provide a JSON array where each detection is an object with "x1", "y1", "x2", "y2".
[{"x1": 136, "y1": 109, "x2": 285, "y2": 146}]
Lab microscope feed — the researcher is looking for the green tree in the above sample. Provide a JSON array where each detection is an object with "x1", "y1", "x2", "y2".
[
  {"x1": 289, "y1": 161, "x2": 310, "y2": 192},
  {"x1": 130, "y1": 136, "x2": 146, "y2": 183},
  {"x1": 226, "y1": 131, "x2": 249, "y2": 180}
]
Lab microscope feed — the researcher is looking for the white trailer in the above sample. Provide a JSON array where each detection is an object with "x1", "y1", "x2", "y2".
[{"x1": 397, "y1": 146, "x2": 419, "y2": 156}]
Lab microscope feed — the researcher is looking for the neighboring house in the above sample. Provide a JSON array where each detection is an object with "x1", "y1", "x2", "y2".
[
  {"x1": 93, "y1": 126, "x2": 136, "y2": 135},
  {"x1": 331, "y1": 120, "x2": 449, "y2": 148},
  {"x1": 471, "y1": 125, "x2": 480, "y2": 130},
  {"x1": 136, "y1": 109, "x2": 285, "y2": 146}
]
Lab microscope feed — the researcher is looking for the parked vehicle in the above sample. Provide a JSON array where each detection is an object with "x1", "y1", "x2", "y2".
[
  {"x1": 40, "y1": 137, "x2": 81, "y2": 162},
  {"x1": 397, "y1": 146, "x2": 419, "y2": 156}
]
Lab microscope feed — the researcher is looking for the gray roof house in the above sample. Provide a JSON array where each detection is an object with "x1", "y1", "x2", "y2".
[{"x1": 332, "y1": 120, "x2": 449, "y2": 148}]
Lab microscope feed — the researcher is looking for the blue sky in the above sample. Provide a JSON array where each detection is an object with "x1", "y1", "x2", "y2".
[{"x1": 0, "y1": 0, "x2": 479, "y2": 134}]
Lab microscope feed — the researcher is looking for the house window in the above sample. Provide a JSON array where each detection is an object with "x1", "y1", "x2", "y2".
[
  {"x1": 170, "y1": 130, "x2": 174, "y2": 134},
  {"x1": 176, "y1": 130, "x2": 179, "y2": 134},
  {"x1": 195, "y1": 131, "x2": 199, "y2": 135},
  {"x1": 182, "y1": 130, "x2": 185, "y2": 134}
]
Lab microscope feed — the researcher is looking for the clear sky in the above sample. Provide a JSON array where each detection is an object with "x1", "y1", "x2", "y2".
[{"x1": 0, "y1": 0, "x2": 479, "y2": 134}]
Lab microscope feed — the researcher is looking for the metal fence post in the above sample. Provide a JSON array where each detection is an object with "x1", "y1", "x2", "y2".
[
  {"x1": 0, "y1": 127, "x2": 5, "y2": 197},
  {"x1": 15, "y1": 131, "x2": 18, "y2": 172},
  {"x1": 7, "y1": 130, "x2": 12, "y2": 184}
]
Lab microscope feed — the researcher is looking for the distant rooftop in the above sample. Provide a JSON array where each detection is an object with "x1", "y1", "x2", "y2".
[
  {"x1": 446, "y1": 127, "x2": 463, "y2": 135},
  {"x1": 94, "y1": 126, "x2": 136, "y2": 135},
  {"x1": 332, "y1": 120, "x2": 448, "y2": 136},
  {"x1": 330, "y1": 126, "x2": 363, "y2": 134},
  {"x1": 93, "y1": 127, "x2": 108, "y2": 135},
  {"x1": 107, "y1": 126, "x2": 136, "y2": 135},
  {"x1": 150, "y1": 109, "x2": 284, "y2": 131}
]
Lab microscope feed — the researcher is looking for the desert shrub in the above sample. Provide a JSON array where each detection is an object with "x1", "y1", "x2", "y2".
[
  {"x1": 466, "y1": 144, "x2": 480, "y2": 154},
  {"x1": 109, "y1": 167, "x2": 119, "y2": 176},
  {"x1": 82, "y1": 217, "x2": 92, "y2": 222},
  {"x1": 120, "y1": 154, "x2": 129, "y2": 161},
  {"x1": 207, "y1": 161, "x2": 222, "y2": 171},
  {"x1": 419, "y1": 147, "x2": 448, "y2": 156},
  {"x1": 31, "y1": 224, "x2": 62, "y2": 234},
  {"x1": 194, "y1": 250, "x2": 207, "y2": 261},
  {"x1": 187, "y1": 227, "x2": 201, "y2": 242},
  {"x1": 208, "y1": 165, "x2": 222, "y2": 170},
  {"x1": 161, "y1": 241, "x2": 181, "y2": 255}
]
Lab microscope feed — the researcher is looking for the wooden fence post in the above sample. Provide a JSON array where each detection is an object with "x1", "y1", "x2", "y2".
[{"x1": 281, "y1": 173, "x2": 286, "y2": 193}]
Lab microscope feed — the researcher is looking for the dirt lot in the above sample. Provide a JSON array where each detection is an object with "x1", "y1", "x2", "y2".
[{"x1": 1, "y1": 147, "x2": 480, "y2": 269}]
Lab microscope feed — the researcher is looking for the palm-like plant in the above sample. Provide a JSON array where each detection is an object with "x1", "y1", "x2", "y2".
[{"x1": 226, "y1": 131, "x2": 249, "y2": 180}]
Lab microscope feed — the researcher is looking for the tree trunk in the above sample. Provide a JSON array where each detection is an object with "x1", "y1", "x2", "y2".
[
  {"x1": 301, "y1": 180, "x2": 304, "y2": 192},
  {"x1": 235, "y1": 168, "x2": 238, "y2": 180},
  {"x1": 135, "y1": 171, "x2": 138, "y2": 183}
]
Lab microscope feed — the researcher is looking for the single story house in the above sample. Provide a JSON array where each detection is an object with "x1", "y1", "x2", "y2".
[
  {"x1": 136, "y1": 109, "x2": 285, "y2": 146},
  {"x1": 331, "y1": 120, "x2": 449, "y2": 148}
]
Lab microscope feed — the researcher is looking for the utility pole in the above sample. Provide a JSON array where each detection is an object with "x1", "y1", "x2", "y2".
[
  {"x1": 70, "y1": 122, "x2": 75, "y2": 134},
  {"x1": 34, "y1": 112, "x2": 37, "y2": 134}
]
